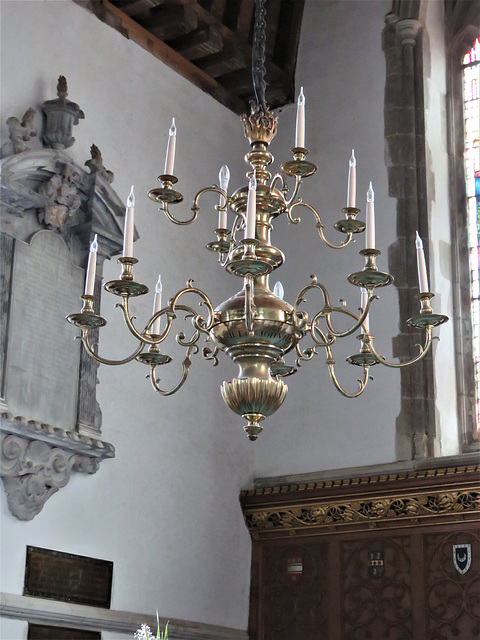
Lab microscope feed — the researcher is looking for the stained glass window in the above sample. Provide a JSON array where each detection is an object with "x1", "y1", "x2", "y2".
[{"x1": 462, "y1": 37, "x2": 480, "y2": 426}]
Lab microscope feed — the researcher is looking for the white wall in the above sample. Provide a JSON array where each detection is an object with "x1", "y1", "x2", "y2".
[
  {"x1": 1, "y1": 0, "x2": 252, "y2": 631},
  {"x1": 251, "y1": 0, "x2": 404, "y2": 477}
]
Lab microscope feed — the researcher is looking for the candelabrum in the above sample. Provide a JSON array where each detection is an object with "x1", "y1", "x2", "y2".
[{"x1": 67, "y1": 106, "x2": 448, "y2": 441}]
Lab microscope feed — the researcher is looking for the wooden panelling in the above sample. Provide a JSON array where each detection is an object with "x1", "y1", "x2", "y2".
[{"x1": 242, "y1": 465, "x2": 480, "y2": 638}]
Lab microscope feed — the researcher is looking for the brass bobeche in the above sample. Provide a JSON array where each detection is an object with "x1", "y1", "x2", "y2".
[{"x1": 68, "y1": 104, "x2": 448, "y2": 440}]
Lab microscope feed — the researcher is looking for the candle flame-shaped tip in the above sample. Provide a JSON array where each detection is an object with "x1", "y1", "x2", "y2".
[
  {"x1": 219, "y1": 164, "x2": 230, "y2": 187},
  {"x1": 155, "y1": 274, "x2": 163, "y2": 293},
  {"x1": 169, "y1": 118, "x2": 176, "y2": 136},
  {"x1": 367, "y1": 181, "x2": 374, "y2": 202},
  {"x1": 127, "y1": 185, "x2": 135, "y2": 207},
  {"x1": 298, "y1": 86, "x2": 305, "y2": 105},
  {"x1": 349, "y1": 149, "x2": 356, "y2": 167},
  {"x1": 273, "y1": 281, "x2": 285, "y2": 300},
  {"x1": 415, "y1": 230, "x2": 423, "y2": 249},
  {"x1": 90, "y1": 234, "x2": 98, "y2": 252}
]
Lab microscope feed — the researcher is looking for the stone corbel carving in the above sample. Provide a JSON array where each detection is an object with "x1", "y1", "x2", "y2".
[
  {"x1": 1, "y1": 108, "x2": 37, "y2": 157},
  {"x1": 85, "y1": 144, "x2": 114, "y2": 183},
  {"x1": 1, "y1": 414, "x2": 114, "y2": 520},
  {"x1": 37, "y1": 164, "x2": 82, "y2": 229}
]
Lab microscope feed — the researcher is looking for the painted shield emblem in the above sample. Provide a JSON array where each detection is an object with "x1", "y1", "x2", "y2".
[
  {"x1": 287, "y1": 555, "x2": 303, "y2": 584},
  {"x1": 453, "y1": 544, "x2": 471, "y2": 575}
]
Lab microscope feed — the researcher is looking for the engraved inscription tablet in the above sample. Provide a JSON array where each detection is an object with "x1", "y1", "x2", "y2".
[
  {"x1": 24, "y1": 546, "x2": 113, "y2": 608},
  {"x1": 28, "y1": 625, "x2": 101, "y2": 640},
  {"x1": 5, "y1": 231, "x2": 83, "y2": 429}
]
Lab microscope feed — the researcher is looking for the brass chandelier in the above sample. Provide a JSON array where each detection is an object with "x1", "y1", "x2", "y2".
[{"x1": 67, "y1": 1, "x2": 448, "y2": 440}]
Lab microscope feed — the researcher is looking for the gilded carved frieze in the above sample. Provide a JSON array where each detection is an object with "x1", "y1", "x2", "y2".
[{"x1": 241, "y1": 465, "x2": 480, "y2": 539}]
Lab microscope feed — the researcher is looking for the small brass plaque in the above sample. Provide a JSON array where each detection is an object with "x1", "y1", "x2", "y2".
[
  {"x1": 24, "y1": 546, "x2": 113, "y2": 608},
  {"x1": 28, "y1": 625, "x2": 101, "y2": 640}
]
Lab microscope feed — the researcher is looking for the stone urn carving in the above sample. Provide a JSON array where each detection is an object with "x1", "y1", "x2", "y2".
[{"x1": 42, "y1": 75, "x2": 84, "y2": 149}]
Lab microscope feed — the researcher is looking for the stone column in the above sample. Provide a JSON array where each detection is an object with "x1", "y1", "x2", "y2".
[{"x1": 384, "y1": 13, "x2": 436, "y2": 460}]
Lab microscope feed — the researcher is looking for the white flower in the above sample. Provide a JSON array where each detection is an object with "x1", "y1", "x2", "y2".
[{"x1": 134, "y1": 623, "x2": 155, "y2": 640}]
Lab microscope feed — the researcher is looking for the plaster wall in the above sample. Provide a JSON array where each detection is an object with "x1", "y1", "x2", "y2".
[
  {"x1": 421, "y1": 0, "x2": 459, "y2": 455},
  {"x1": 252, "y1": 0, "x2": 405, "y2": 477},
  {"x1": 0, "y1": 0, "x2": 252, "y2": 631}
]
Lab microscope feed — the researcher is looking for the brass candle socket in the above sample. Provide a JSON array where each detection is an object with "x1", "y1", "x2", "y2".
[
  {"x1": 348, "y1": 249, "x2": 394, "y2": 288},
  {"x1": 406, "y1": 292, "x2": 449, "y2": 329},
  {"x1": 136, "y1": 342, "x2": 172, "y2": 366},
  {"x1": 225, "y1": 238, "x2": 283, "y2": 277},
  {"x1": 205, "y1": 228, "x2": 231, "y2": 255},
  {"x1": 347, "y1": 334, "x2": 380, "y2": 367},
  {"x1": 281, "y1": 147, "x2": 317, "y2": 178},
  {"x1": 66, "y1": 295, "x2": 107, "y2": 329},
  {"x1": 103, "y1": 257, "x2": 149, "y2": 297},
  {"x1": 148, "y1": 174, "x2": 184, "y2": 205},
  {"x1": 270, "y1": 358, "x2": 297, "y2": 378},
  {"x1": 334, "y1": 207, "x2": 366, "y2": 235}
]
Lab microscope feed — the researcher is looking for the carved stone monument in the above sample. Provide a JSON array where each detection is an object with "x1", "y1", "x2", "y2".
[{"x1": 0, "y1": 78, "x2": 131, "y2": 519}]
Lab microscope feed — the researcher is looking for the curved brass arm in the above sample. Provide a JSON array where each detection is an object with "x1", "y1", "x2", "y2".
[
  {"x1": 294, "y1": 276, "x2": 332, "y2": 316},
  {"x1": 150, "y1": 345, "x2": 197, "y2": 396},
  {"x1": 270, "y1": 173, "x2": 288, "y2": 197},
  {"x1": 287, "y1": 201, "x2": 353, "y2": 248},
  {"x1": 295, "y1": 342, "x2": 318, "y2": 367},
  {"x1": 202, "y1": 345, "x2": 220, "y2": 366},
  {"x1": 367, "y1": 327, "x2": 436, "y2": 368},
  {"x1": 163, "y1": 201, "x2": 198, "y2": 226},
  {"x1": 193, "y1": 185, "x2": 228, "y2": 213},
  {"x1": 78, "y1": 331, "x2": 145, "y2": 366},
  {"x1": 169, "y1": 280, "x2": 215, "y2": 334},
  {"x1": 324, "y1": 295, "x2": 376, "y2": 338},
  {"x1": 219, "y1": 214, "x2": 244, "y2": 268},
  {"x1": 117, "y1": 282, "x2": 214, "y2": 348},
  {"x1": 269, "y1": 173, "x2": 301, "y2": 208},
  {"x1": 326, "y1": 347, "x2": 370, "y2": 398},
  {"x1": 309, "y1": 315, "x2": 335, "y2": 347}
]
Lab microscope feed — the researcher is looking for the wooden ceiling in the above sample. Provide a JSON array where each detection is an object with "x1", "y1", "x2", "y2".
[{"x1": 76, "y1": 0, "x2": 305, "y2": 114}]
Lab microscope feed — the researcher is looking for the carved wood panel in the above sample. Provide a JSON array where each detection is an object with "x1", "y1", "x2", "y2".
[
  {"x1": 341, "y1": 537, "x2": 413, "y2": 639},
  {"x1": 425, "y1": 530, "x2": 480, "y2": 639},
  {"x1": 256, "y1": 542, "x2": 329, "y2": 640}
]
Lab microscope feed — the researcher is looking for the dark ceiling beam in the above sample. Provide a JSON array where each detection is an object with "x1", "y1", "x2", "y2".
[
  {"x1": 167, "y1": 25, "x2": 224, "y2": 60},
  {"x1": 137, "y1": 4, "x2": 198, "y2": 39},
  {"x1": 74, "y1": 0, "x2": 247, "y2": 114}
]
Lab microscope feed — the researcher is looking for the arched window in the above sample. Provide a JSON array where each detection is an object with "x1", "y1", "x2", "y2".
[
  {"x1": 462, "y1": 37, "x2": 480, "y2": 427},
  {"x1": 445, "y1": 0, "x2": 480, "y2": 451}
]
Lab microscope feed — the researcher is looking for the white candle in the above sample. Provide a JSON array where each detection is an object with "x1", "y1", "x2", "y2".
[
  {"x1": 347, "y1": 149, "x2": 356, "y2": 208},
  {"x1": 295, "y1": 86, "x2": 305, "y2": 148},
  {"x1": 415, "y1": 231, "x2": 429, "y2": 293},
  {"x1": 84, "y1": 234, "x2": 98, "y2": 296},
  {"x1": 273, "y1": 281, "x2": 284, "y2": 300},
  {"x1": 360, "y1": 287, "x2": 370, "y2": 333},
  {"x1": 245, "y1": 173, "x2": 257, "y2": 240},
  {"x1": 151, "y1": 274, "x2": 163, "y2": 334},
  {"x1": 218, "y1": 164, "x2": 230, "y2": 229},
  {"x1": 366, "y1": 181, "x2": 375, "y2": 250},
  {"x1": 164, "y1": 118, "x2": 176, "y2": 176},
  {"x1": 123, "y1": 185, "x2": 135, "y2": 258}
]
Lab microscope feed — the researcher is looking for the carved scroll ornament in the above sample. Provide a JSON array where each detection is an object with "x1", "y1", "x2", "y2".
[{"x1": 1, "y1": 433, "x2": 98, "y2": 520}]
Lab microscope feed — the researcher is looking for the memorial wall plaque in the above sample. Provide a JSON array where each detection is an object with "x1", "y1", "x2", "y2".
[
  {"x1": 5, "y1": 231, "x2": 83, "y2": 430},
  {"x1": 28, "y1": 625, "x2": 101, "y2": 640},
  {"x1": 24, "y1": 546, "x2": 113, "y2": 608}
]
